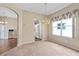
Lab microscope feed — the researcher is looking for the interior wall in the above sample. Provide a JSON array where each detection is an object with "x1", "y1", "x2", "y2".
[
  {"x1": 0, "y1": 3, "x2": 49, "y2": 46},
  {"x1": 22, "y1": 10, "x2": 47, "y2": 44},
  {"x1": 48, "y1": 3, "x2": 79, "y2": 51},
  {"x1": 42, "y1": 23, "x2": 49, "y2": 40},
  {"x1": 6, "y1": 17, "x2": 17, "y2": 30}
]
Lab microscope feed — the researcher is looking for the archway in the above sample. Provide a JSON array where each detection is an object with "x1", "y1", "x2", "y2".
[
  {"x1": 34, "y1": 19, "x2": 42, "y2": 41},
  {"x1": 0, "y1": 7, "x2": 18, "y2": 54}
]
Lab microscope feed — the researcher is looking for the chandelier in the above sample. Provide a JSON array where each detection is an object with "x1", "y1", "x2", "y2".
[{"x1": 41, "y1": 3, "x2": 50, "y2": 24}]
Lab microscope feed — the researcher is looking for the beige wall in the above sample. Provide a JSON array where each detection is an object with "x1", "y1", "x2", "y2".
[
  {"x1": 48, "y1": 3, "x2": 79, "y2": 51},
  {"x1": 41, "y1": 23, "x2": 49, "y2": 40},
  {"x1": 6, "y1": 17, "x2": 17, "y2": 30},
  {"x1": 0, "y1": 3, "x2": 49, "y2": 46},
  {"x1": 22, "y1": 10, "x2": 48, "y2": 44}
]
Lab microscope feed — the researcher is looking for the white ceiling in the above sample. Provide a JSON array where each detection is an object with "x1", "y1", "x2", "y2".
[
  {"x1": 0, "y1": 7, "x2": 17, "y2": 18},
  {"x1": 16, "y1": 3, "x2": 71, "y2": 15}
]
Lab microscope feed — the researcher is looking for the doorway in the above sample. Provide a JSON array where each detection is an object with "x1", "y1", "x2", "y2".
[
  {"x1": 0, "y1": 7, "x2": 18, "y2": 54},
  {"x1": 34, "y1": 19, "x2": 42, "y2": 41}
]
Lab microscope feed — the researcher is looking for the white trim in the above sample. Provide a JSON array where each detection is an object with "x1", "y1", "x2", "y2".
[{"x1": 17, "y1": 40, "x2": 35, "y2": 46}]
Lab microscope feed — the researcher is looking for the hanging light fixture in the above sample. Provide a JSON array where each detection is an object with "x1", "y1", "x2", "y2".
[{"x1": 41, "y1": 3, "x2": 50, "y2": 24}]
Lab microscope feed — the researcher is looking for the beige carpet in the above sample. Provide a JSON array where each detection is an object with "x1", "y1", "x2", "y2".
[{"x1": 1, "y1": 41, "x2": 79, "y2": 56}]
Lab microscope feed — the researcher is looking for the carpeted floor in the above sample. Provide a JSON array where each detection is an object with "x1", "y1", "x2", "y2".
[{"x1": 1, "y1": 41, "x2": 79, "y2": 56}]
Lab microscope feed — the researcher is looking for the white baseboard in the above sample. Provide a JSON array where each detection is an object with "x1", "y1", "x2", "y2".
[
  {"x1": 48, "y1": 39, "x2": 79, "y2": 52},
  {"x1": 17, "y1": 40, "x2": 35, "y2": 47}
]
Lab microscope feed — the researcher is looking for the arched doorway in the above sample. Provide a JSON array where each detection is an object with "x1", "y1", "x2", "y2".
[
  {"x1": 34, "y1": 19, "x2": 42, "y2": 41},
  {"x1": 0, "y1": 7, "x2": 18, "y2": 54}
]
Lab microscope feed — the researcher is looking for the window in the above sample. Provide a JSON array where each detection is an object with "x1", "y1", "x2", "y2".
[
  {"x1": 62, "y1": 18, "x2": 73, "y2": 38},
  {"x1": 52, "y1": 21, "x2": 61, "y2": 36},
  {"x1": 52, "y1": 18, "x2": 73, "y2": 38},
  {"x1": 0, "y1": 21, "x2": 8, "y2": 39}
]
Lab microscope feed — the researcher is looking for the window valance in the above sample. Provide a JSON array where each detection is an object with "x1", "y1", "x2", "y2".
[{"x1": 52, "y1": 9, "x2": 79, "y2": 21}]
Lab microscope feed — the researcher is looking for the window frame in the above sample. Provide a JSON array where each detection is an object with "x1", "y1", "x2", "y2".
[{"x1": 52, "y1": 18, "x2": 74, "y2": 38}]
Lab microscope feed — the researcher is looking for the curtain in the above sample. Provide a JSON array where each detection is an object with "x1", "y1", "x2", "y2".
[{"x1": 52, "y1": 9, "x2": 79, "y2": 21}]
